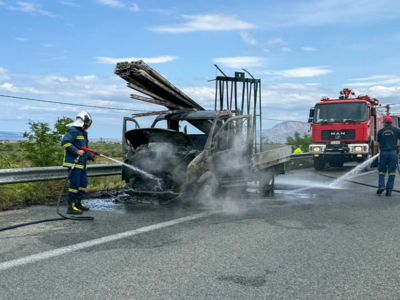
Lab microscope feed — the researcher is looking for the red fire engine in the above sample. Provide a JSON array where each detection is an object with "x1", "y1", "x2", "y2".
[{"x1": 308, "y1": 88, "x2": 384, "y2": 170}]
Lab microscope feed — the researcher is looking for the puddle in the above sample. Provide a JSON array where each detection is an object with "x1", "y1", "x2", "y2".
[{"x1": 82, "y1": 192, "x2": 177, "y2": 214}]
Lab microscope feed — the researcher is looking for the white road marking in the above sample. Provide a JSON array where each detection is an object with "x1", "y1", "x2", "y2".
[{"x1": 0, "y1": 212, "x2": 211, "y2": 272}]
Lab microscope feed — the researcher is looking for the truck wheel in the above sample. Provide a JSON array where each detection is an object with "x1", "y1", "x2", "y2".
[
  {"x1": 198, "y1": 179, "x2": 218, "y2": 201},
  {"x1": 259, "y1": 172, "x2": 275, "y2": 197},
  {"x1": 314, "y1": 159, "x2": 325, "y2": 171},
  {"x1": 335, "y1": 162, "x2": 344, "y2": 168}
]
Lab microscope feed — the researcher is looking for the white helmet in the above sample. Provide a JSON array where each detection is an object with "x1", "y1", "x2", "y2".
[{"x1": 67, "y1": 111, "x2": 93, "y2": 129}]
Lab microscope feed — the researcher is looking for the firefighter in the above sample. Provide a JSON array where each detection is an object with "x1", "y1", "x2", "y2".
[
  {"x1": 294, "y1": 145, "x2": 303, "y2": 153},
  {"x1": 61, "y1": 111, "x2": 97, "y2": 214},
  {"x1": 377, "y1": 116, "x2": 400, "y2": 196}
]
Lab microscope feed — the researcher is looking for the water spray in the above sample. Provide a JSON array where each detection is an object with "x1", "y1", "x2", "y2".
[
  {"x1": 82, "y1": 146, "x2": 161, "y2": 182},
  {"x1": 330, "y1": 153, "x2": 380, "y2": 187}
]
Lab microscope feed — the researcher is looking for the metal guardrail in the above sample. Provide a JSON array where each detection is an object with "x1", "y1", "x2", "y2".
[
  {"x1": 0, "y1": 154, "x2": 312, "y2": 185},
  {"x1": 0, "y1": 164, "x2": 122, "y2": 185},
  {"x1": 290, "y1": 152, "x2": 313, "y2": 160}
]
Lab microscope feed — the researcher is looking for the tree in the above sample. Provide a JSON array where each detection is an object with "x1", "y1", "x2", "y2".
[
  {"x1": 20, "y1": 116, "x2": 73, "y2": 167},
  {"x1": 286, "y1": 131, "x2": 313, "y2": 152}
]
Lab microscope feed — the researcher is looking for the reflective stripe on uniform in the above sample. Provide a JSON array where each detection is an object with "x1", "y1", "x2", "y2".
[
  {"x1": 69, "y1": 188, "x2": 78, "y2": 193},
  {"x1": 379, "y1": 172, "x2": 386, "y2": 175},
  {"x1": 63, "y1": 162, "x2": 85, "y2": 169},
  {"x1": 63, "y1": 143, "x2": 72, "y2": 148},
  {"x1": 76, "y1": 136, "x2": 84, "y2": 140},
  {"x1": 79, "y1": 187, "x2": 87, "y2": 191},
  {"x1": 389, "y1": 173, "x2": 396, "y2": 175}
]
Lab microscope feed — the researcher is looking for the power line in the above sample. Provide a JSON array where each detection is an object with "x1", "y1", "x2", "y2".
[
  {"x1": 0, "y1": 94, "x2": 149, "y2": 112},
  {"x1": 0, "y1": 94, "x2": 311, "y2": 122}
]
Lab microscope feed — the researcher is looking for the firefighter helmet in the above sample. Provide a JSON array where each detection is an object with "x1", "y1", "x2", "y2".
[{"x1": 67, "y1": 111, "x2": 93, "y2": 129}]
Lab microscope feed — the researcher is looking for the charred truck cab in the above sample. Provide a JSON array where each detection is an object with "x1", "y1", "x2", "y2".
[
  {"x1": 122, "y1": 110, "x2": 234, "y2": 196},
  {"x1": 308, "y1": 88, "x2": 383, "y2": 171}
]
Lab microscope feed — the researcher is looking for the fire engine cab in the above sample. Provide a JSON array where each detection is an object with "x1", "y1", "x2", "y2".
[{"x1": 308, "y1": 88, "x2": 383, "y2": 171}]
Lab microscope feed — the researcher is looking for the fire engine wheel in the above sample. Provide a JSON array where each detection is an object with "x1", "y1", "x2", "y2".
[
  {"x1": 364, "y1": 149, "x2": 377, "y2": 171},
  {"x1": 314, "y1": 158, "x2": 325, "y2": 171},
  {"x1": 259, "y1": 172, "x2": 275, "y2": 197},
  {"x1": 334, "y1": 162, "x2": 344, "y2": 168}
]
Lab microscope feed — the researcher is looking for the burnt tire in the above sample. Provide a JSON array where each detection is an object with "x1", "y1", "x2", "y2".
[
  {"x1": 314, "y1": 159, "x2": 325, "y2": 171},
  {"x1": 259, "y1": 172, "x2": 275, "y2": 197},
  {"x1": 197, "y1": 179, "x2": 218, "y2": 202}
]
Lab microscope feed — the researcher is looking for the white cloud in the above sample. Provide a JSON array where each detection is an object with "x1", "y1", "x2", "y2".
[
  {"x1": 150, "y1": 8, "x2": 177, "y2": 15},
  {"x1": 213, "y1": 56, "x2": 265, "y2": 69},
  {"x1": 266, "y1": 38, "x2": 285, "y2": 46},
  {"x1": 257, "y1": 66, "x2": 332, "y2": 78},
  {"x1": 60, "y1": 1, "x2": 80, "y2": 7},
  {"x1": 43, "y1": 43, "x2": 55, "y2": 47},
  {"x1": 149, "y1": 14, "x2": 256, "y2": 34},
  {"x1": 348, "y1": 75, "x2": 400, "y2": 87},
  {"x1": 0, "y1": 1, "x2": 56, "y2": 17},
  {"x1": 74, "y1": 75, "x2": 99, "y2": 83},
  {"x1": 15, "y1": 37, "x2": 28, "y2": 42},
  {"x1": 281, "y1": 47, "x2": 291, "y2": 52},
  {"x1": 130, "y1": 3, "x2": 140, "y2": 12},
  {"x1": 182, "y1": 87, "x2": 215, "y2": 107},
  {"x1": 276, "y1": 66, "x2": 332, "y2": 77},
  {"x1": 96, "y1": 55, "x2": 178, "y2": 64},
  {"x1": 366, "y1": 86, "x2": 400, "y2": 97},
  {"x1": 240, "y1": 32, "x2": 257, "y2": 45},
  {"x1": 97, "y1": 0, "x2": 124, "y2": 8},
  {"x1": 266, "y1": 0, "x2": 400, "y2": 28},
  {"x1": 302, "y1": 46, "x2": 316, "y2": 51},
  {"x1": 0, "y1": 67, "x2": 9, "y2": 80},
  {"x1": 0, "y1": 82, "x2": 46, "y2": 94}
]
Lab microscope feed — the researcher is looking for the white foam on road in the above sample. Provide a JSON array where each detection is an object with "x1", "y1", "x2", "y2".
[{"x1": 0, "y1": 212, "x2": 211, "y2": 272}]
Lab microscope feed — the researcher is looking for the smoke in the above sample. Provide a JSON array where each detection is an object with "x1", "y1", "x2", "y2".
[{"x1": 123, "y1": 117, "x2": 285, "y2": 213}]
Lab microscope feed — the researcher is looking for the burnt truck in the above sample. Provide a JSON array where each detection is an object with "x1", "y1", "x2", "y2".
[
  {"x1": 114, "y1": 60, "x2": 291, "y2": 199},
  {"x1": 122, "y1": 111, "x2": 291, "y2": 199}
]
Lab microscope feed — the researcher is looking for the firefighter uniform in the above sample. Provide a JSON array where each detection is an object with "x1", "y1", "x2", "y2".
[
  {"x1": 61, "y1": 126, "x2": 93, "y2": 208},
  {"x1": 377, "y1": 123, "x2": 400, "y2": 195}
]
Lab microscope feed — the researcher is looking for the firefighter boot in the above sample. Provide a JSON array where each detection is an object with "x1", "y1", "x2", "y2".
[
  {"x1": 376, "y1": 187, "x2": 385, "y2": 194},
  {"x1": 386, "y1": 189, "x2": 392, "y2": 196},
  {"x1": 67, "y1": 202, "x2": 83, "y2": 215},
  {"x1": 75, "y1": 200, "x2": 89, "y2": 211}
]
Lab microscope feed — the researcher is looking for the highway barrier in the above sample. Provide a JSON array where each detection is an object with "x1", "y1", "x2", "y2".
[
  {"x1": 0, "y1": 164, "x2": 122, "y2": 185},
  {"x1": 0, "y1": 154, "x2": 312, "y2": 185}
]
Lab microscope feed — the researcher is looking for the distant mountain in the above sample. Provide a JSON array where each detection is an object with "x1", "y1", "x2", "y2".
[
  {"x1": 262, "y1": 122, "x2": 311, "y2": 143},
  {"x1": 0, "y1": 131, "x2": 24, "y2": 141}
]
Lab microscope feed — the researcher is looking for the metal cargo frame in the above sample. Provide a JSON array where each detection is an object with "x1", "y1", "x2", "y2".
[{"x1": 214, "y1": 69, "x2": 263, "y2": 153}]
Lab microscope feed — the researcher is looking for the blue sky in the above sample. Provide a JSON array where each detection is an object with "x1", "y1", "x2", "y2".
[{"x1": 1, "y1": 0, "x2": 400, "y2": 138}]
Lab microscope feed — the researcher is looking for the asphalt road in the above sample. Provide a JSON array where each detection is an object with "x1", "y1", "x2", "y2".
[{"x1": 1, "y1": 166, "x2": 400, "y2": 299}]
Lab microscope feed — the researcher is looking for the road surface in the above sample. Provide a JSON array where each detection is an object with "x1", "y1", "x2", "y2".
[{"x1": 1, "y1": 166, "x2": 400, "y2": 299}]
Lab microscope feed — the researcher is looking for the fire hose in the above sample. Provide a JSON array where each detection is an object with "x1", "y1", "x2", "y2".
[{"x1": 0, "y1": 147, "x2": 99, "y2": 232}]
